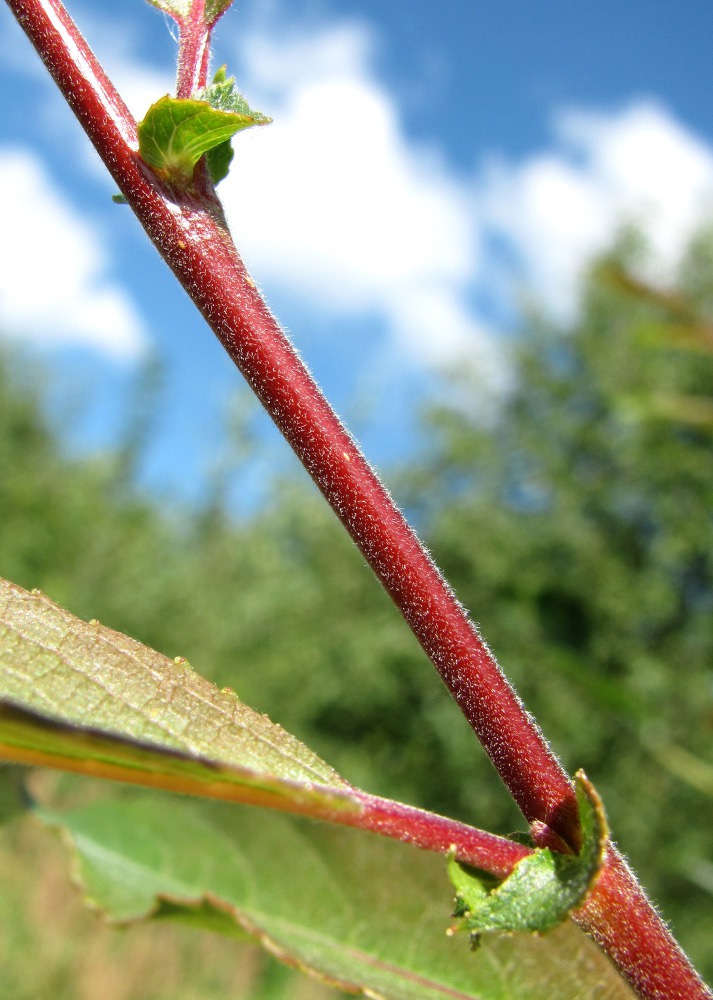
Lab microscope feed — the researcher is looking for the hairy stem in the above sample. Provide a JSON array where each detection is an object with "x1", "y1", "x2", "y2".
[
  {"x1": 575, "y1": 846, "x2": 712, "y2": 1000},
  {"x1": 347, "y1": 788, "x2": 530, "y2": 878},
  {"x1": 0, "y1": 709, "x2": 529, "y2": 878},
  {"x1": 176, "y1": 0, "x2": 211, "y2": 97},
  {"x1": 4, "y1": 0, "x2": 580, "y2": 849},
  {"x1": 5, "y1": 1, "x2": 710, "y2": 995}
]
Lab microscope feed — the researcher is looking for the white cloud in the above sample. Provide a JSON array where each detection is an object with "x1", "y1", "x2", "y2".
[
  {"x1": 481, "y1": 102, "x2": 713, "y2": 319},
  {"x1": 83, "y1": 17, "x2": 174, "y2": 127},
  {"x1": 104, "y1": 61, "x2": 174, "y2": 129},
  {"x1": 8, "y1": 0, "x2": 713, "y2": 376},
  {"x1": 221, "y1": 22, "x2": 495, "y2": 370},
  {"x1": 0, "y1": 147, "x2": 146, "y2": 359},
  {"x1": 219, "y1": 22, "x2": 713, "y2": 371}
]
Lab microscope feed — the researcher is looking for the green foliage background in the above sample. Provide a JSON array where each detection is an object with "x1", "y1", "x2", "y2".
[{"x1": 1, "y1": 230, "x2": 712, "y2": 991}]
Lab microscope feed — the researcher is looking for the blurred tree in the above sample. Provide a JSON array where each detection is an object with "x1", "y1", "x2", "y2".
[
  {"x1": 2, "y1": 227, "x2": 713, "y2": 981},
  {"x1": 408, "y1": 228, "x2": 713, "y2": 976},
  {"x1": 0, "y1": 342, "x2": 491, "y2": 829}
]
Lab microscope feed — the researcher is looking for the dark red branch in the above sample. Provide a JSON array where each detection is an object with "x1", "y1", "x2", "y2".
[
  {"x1": 184, "y1": 213, "x2": 582, "y2": 849},
  {"x1": 3, "y1": 0, "x2": 581, "y2": 850},
  {"x1": 175, "y1": 0, "x2": 211, "y2": 97},
  {"x1": 6, "y1": 2, "x2": 711, "y2": 995},
  {"x1": 8, "y1": 0, "x2": 137, "y2": 149},
  {"x1": 575, "y1": 846, "x2": 712, "y2": 1000}
]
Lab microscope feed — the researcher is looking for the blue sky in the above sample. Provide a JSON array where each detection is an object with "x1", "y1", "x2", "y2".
[{"x1": 2, "y1": 0, "x2": 713, "y2": 507}]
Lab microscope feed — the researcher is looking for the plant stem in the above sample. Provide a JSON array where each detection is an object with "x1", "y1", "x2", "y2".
[
  {"x1": 575, "y1": 846, "x2": 712, "y2": 1000},
  {"x1": 0, "y1": 697, "x2": 529, "y2": 880},
  {"x1": 6, "y1": 2, "x2": 711, "y2": 995},
  {"x1": 5, "y1": 0, "x2": 580, "y2": 851},
  {"x1": 338, "y1": 788, "x2": 532, "y2": 879},
  {"x1": 176, "y1": 0, "x2": 211, "y2": 98}
]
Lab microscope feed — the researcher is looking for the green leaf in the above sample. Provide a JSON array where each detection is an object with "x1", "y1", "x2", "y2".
[
  {"x1": 0, "y1": 578, "x2": 634, "y2": 995},
  {"x1": 204, "y1": 0, "x2": 233, "y2": 20},
  {"x1": 137, "y1": 92, "x2": 270, "y2": 187},
  {"x1": 144, "y1": 0, "x2": 190, "y2": 19},
  {"x1": 0, "y1": 765, "x2": 27, "y2": 825},
  {"x1": 195, "y1": 66, "x2": 268, "y2": 118},
  {"x1": 0, "y1": 578, "x2": 532, "y2": 872},
  {"x1": 205, "y1": 140, "x2": 234, "y2": 185},
  {"x1": 194, "y1": 68, "x2": 270, "y2": 185},
  {"x1": 448, "y1": 772, "x2": 608, "y2": 938},
  {"x1": 144, "y1": 0, "x2": 233, "y2": 25},
  {"x1": 0, "y1": 578, "x2": 357, "y2": 819},
  {"x1": 40, "y1": 793, "x2": 636, "y2": 1000}
]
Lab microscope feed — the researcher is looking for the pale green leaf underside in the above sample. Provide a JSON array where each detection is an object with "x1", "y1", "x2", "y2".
[
  {"x1": 0, "y1": 579, "x2": 636, "y2": 996},
  {"x1": 195, "y1": 69, "x2": 263, "y2": 117},
  {"x1": 204, "y1": 0, "x2": 233, "y2": 20},
  {"x1": 42, "y1": 794, "x2": 636, "y2": 1000},
  {"x1": 145, "y1": 0, "x2": 233, "y2": 25},
  {"x1": 449, "y1": 772, "x2": 608, "y2": 936},
  {"x1": 0, "y1": 579, "x2": 354, "y2": 814},
  {"x1": 145, "y1": 0, "x2": 191, "y2": 18},
  {"x1": 138, "y1": 94, "x2": 270, "y2": 185},
  {"x1": 195, "y1": 69, "x2": 271, "y2": 183}
]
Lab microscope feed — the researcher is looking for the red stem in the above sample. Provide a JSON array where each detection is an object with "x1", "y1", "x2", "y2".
[
  {"x1": 349, "y1": 789, "x2": 530, "y2": 878},
  {"x1": 5, "y1": 1, "x2": 710, "y2": 996},
  {"x1": 175, "y1": 0, "x2": 211, "y2": 97},
  {"x1": 574, "y1": 846, "x2": 712, "y2": 1000},
  {"x1": 0, "y1": 695, "x2": 529, "y2": 879},
  {"x1": 173, "y1": 0, "x2": 231, "y2": 98},
  {"x1": 5, "y1": 0, "x2": 580, "y2": 849}
]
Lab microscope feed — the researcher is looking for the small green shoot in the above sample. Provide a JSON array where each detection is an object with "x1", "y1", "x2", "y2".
[
  {"x1": 137, "y1": 69, "x2": 270, "y2": 188},
  {"x1": 448, "y1": 772, "x2": 608, "y2": 941}
]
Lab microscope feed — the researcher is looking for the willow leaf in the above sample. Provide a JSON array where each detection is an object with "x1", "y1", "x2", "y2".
[{"x1": 0, "y1": 579, "x2": 356, "y2": 819}]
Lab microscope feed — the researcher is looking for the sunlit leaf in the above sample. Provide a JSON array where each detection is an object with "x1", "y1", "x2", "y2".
[
  {"x1": 137, "y1": 93, "x2": 270, "y2": 187},
  {"x1": 194, "y1": 68, "x2": 271, "y2": 183},
  {"x1": 0, "y1": 579, "x2": 358, "y2": 820},
  {"x1": 0, "y1": 579, "x2": 538, "y2": 879},
  {"x1": 195, "y1": 66, "x2": 264, "y2": 117}
]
